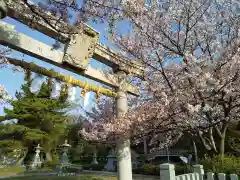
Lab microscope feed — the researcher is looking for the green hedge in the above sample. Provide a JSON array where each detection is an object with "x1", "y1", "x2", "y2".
[
  {"x1": 65, "y1": 166, "x2": 82, "y2": 173},
  {"x1": 132, "y1": 164, "x2": 190, "y2": 176},
  {"x1": 135, "y1": 155, "x2": 240, "y2": 176},
  {"x1": 200, "y1": 155, "x2": 240, "y2": 175},
  {"x1": 133, "y1": 164, "x2": 159, "y2": 176},
  {"x1": 41, "y1": 160, "x2": 59, "y2": 171},
  {"x1": 82, "y1": 163, "x2": 105, "y2": 171}
]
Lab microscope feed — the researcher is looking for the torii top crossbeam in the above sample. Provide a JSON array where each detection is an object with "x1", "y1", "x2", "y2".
[{"x1": 0, "y1": 0, "x2": 144, "y2": 97}]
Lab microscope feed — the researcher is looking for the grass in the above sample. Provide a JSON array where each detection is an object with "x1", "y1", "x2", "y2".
[
  {"x1": 0, "y1": 166, "x2": 25, "y2": 177},
  {"x1": 4, "y1": 174, "x2": 117, "y2": 180},
  {"x1": 0, "y1": 166, "x2": 117, "y2": 180}
]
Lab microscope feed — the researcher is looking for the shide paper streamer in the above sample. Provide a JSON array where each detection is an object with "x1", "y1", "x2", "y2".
[
  {"x1": 30, "y1": 75, "x2": 44, "y2": 94},
  {"x1": 83, "y1": 91, "x2": 91, "y2": 110},
  {"x1": 67, "y1": 85, "x2": 76, "y2": 102},
  {"x1": 51, "y1": 81, "x2": 62, "y2": 99}
]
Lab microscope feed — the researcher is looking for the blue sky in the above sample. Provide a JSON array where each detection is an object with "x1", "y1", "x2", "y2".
[
  {"x1": 0, "y1": 3, "x2": 184, "y2": 117},
  {"x1": 0, "y1": 16, "x2": 116, "y2": 115}
]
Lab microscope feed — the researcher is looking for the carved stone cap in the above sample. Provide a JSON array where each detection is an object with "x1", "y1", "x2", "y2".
[
  {"x1": 36, "y1": 144, "x2": 42, "y2": 150},
  {"x1": 61, "y1": 139, "x2": 71, "y2": 148},
  {"x1": 160, "y1": 163, "x2": 175, "y2": 170}
]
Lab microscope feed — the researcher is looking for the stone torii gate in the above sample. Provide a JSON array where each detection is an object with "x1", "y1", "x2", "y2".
[{"x1": 0, "y1": 1, "x2": 144, "y2": 180}]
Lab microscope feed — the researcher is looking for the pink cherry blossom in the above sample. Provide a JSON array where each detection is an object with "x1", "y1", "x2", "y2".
[
  {"x1": 7, "y1": 0, "x2": 240, "y2": 152},
  {"x1": 72, "y1": 0, "x2": 240, "y2": 153}
]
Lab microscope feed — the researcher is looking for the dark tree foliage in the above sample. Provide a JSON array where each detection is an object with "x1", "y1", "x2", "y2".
[{"x1": 0, "y1": 78, "x2": 70, "y2": 163}]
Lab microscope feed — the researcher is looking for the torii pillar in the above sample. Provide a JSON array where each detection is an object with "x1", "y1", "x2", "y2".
[{"x1": 115, "y1": 70, "x2": 132, "y2": 180}]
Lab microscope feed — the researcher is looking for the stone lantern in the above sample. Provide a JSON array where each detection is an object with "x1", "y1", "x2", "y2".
[
  {"x1": 57, "y1": 140, "x2": 72, "y2": 176},
  {"x1": 31, "y1": 144, "x2": 42, "y2": 170},
  {"x1": 91, "y1": 151, "x2": 98, "y2": 165},
  {"x1": 60, "y1": 140, "x2": 71, "y2": 166},
  {"x1": 104, "y1": 149, "x2": 117, "y2": 171}
]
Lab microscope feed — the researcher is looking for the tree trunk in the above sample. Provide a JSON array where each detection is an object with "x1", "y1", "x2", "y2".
[
  {"x1": 209, "y1": 127, "x2": 217, "y2": 153},
  {"x1": 219, "y1": 136, "x2": 225, "y2": 159},
  {"x1": 45, "y1": 151, "x2": 53, "y2": 162},
  {"x1": 17, "y1": 149, "x2": 28, "y2": 165},
  {"x1": 219, "y1": 126, "x2": 227, "y2": 163},
  {"x1": 198, "y1": 130, "x2": 212, "y2": 151},
  {"x1": 192, "y1": 140, "x2": 198, "y2": 164}
]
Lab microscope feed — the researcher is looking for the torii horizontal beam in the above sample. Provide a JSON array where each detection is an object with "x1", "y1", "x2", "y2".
[
  {"x1": 0, "y1": 21, "x2": 138, "y2": 96},
  {"x1": 5, "y1": 0, "x2": 144, "y2": 77}
]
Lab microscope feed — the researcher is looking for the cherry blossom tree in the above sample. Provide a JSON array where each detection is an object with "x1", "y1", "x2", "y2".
[
  {"x1": 80, "y1": 90, "x2": 184, "y2": 152},
  {"x1": 81, "y1": 41, "x2": 240, "y2": 160},
  {"x1": 0, "y1": 84, "x2": 8, "y2": 103},
  {"x1": 4, "y1": 0, "x2": 240, "y2": 158},
  {"x1": 0, "y1": 47, "x2": 12, "y2": 104},
  {"x1": 77, "y1": 0, "x2": 240, "y2": 159}
]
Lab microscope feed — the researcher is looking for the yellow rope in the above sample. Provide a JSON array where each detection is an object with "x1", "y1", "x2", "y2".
[
  {"x1": 95, "y1": 86, "x2": 100, "y2": 103},
  {"x1": 24, "y1": 69, "x2": 31, "y2": 82},
  {"x1": 7, "y1": 57, "x2": 117, "y2": 97}
]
